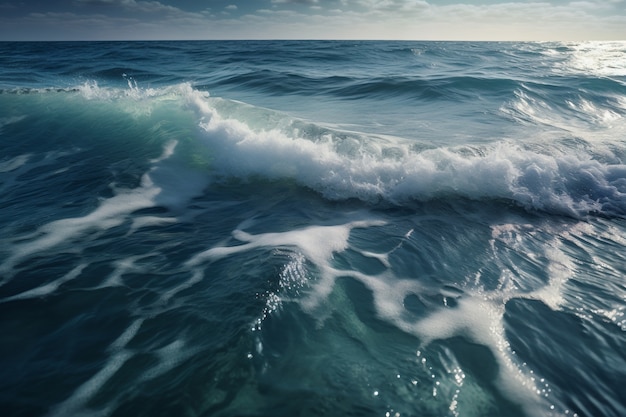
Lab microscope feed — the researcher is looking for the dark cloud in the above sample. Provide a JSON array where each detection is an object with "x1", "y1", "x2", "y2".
[
  {"x1": 271, "y1": 0, "x2": 320, "y2": 4},
  {"x1": 74, "y1": 0, "x2": 183, "y2": 13}
]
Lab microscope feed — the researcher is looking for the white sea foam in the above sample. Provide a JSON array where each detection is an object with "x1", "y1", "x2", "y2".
[
  {"x1": 184, "y1": 219, "x2": 386, "y2": 310},
  {"x1": 47, "y1": 318, "x2": 144, "y2": 417},
  {"x1": 159, "y1": 269, "x2": 204, "y2": 303},
  {"x1": 180, "y1": 84, "x2": 626, "y2": 218},
  {"x1": 99, "y1": 256, "x2": 149, "y2": 288},
  {"x1": 187, "y1": 214, "x2": 583, "y2": 416},
  {"x1": 0, "y1": 137, "x2": 207, "y2": 280},
  {"x1": 0, "y1": 153, "x2": 30, "y2": 172},
  {"x1": 0, "y1": 149, "x2": 80, "y2": 199},
  {"x1": 0, "y1": 182, "x2": 160, "y2": 276},
  {"x1": 186, "y1": 220, "x2": 383, "y2": 267},
  {"x1": 4, "y1": 43, "x2": 622, "y2": 417},
  {"x1": 46, "y1": 351, "x2": 131, "y2": 417},
  {"x1": 139, "y1": 338, "x2": 198, "y2": 381},
  {"x1": 18, "y1": 82, "x2": 622, "y2": 219},
  {"x1": 0, "y1": 263, "x2": 87, "y2": 302},
  {"x1": 110, "y1": 318, "x2": 145, "y2": 351}
]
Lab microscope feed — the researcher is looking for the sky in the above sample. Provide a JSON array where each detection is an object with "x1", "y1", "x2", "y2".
[{"x1": 0, "y1": 0, "x2": 625, "y2": 41}]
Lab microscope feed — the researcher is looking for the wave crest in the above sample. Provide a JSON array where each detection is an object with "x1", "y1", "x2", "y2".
[
  {"x1": 6, "y1": 82, "x2": 623, "y2": 218},
  {"x1": 182, "y1": 86, "x2": 626, "y2": 218}
]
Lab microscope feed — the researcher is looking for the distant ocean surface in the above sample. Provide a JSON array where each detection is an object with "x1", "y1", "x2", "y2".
[{"x1": 1, "y1": 40, "x2": 625, "y2": 417}]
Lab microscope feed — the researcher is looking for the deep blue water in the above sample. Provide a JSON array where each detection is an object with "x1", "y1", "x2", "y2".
[{"x1": 1, "y1": 40, "x2": 626, "y2": 417}]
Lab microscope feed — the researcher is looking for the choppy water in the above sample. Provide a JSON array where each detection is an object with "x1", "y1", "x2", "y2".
[{"x1": 1, "y1": 40, "x2": 625, "y2": 417}]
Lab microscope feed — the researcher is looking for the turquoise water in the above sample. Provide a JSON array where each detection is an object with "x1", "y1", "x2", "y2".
[{"x1": 1, "y1": 41, "x2": 625, "y2": 417}]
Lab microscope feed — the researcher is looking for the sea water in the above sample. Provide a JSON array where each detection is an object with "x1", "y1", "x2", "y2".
[{"x1": 0, "y1": 40, "x2": 625, "y2": 417}]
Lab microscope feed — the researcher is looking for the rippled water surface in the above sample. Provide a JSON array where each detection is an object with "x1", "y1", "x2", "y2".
[{"x1": 1, "y1": 40, "x2": 625, "y2": 417}]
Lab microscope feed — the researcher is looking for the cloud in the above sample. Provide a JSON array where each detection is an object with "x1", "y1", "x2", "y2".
[
  {"x1": 75, "y1": 0, "x2": 118, "y2": 3},
  {"x1": 355, "y1": 0, "x2": 429, "y2": 12},
  {"x1": 1, "y1": 0, "x2": 626, "y2": 40},
  {"x1": 75, "y1": 0, "x2": 182, "y2": 14},
  {"x1": 244, "y1": 0, "x2": 626, "y2": 40},
  {"x1": 271, "y1": 0, "x2": 320, "y2": 4}
]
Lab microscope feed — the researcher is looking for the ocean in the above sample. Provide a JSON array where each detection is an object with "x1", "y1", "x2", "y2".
[{"x1": 0, "y1": 40, "x2": 625, "y2": 417}]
